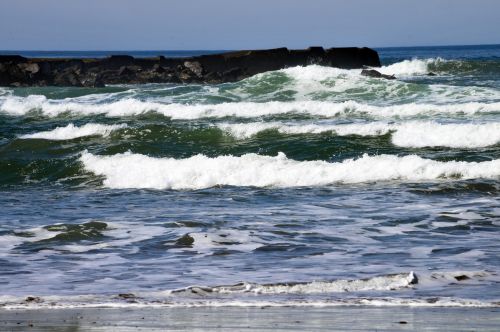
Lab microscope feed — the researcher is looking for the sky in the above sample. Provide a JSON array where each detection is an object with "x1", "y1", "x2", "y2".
[{"x1": 1, "y1": 0, "x2": 499, "y2": 50}]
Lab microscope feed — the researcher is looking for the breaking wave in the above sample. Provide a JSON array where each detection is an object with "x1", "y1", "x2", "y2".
[
  {"x1": 80, "y1": 151, "x2": 500, "y2": 190},
  {"x1": 1, "y1": 271, "x2": 498, "y2": 309},
  {"x1": 2, "y1": 95, "x2": 499, "y2": 119},
  {"x1": 172, "y1": 272, "x2": 418, "y2": 295},
  {"x1": 378, "y1": 58, "x2": 444, "y2": 76},
  {"x1": 391, "y1": 122, "x2": 500, "y2": 148},
  {"x1": 218, "y1": 121, "x2": 500, "y2": 148},
  {"x1": 19, "y1": 123, "x2": 127, "y2": 140}
]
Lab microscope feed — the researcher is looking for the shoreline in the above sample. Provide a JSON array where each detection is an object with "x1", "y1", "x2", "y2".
[{"x1": 1, "y1": 306, "x2": 499, "y2": 331}]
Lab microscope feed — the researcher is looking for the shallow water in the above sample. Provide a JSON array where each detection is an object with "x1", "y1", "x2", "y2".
[{"x1": 0, "y1": 45, "x2": 499, "y2": 308}]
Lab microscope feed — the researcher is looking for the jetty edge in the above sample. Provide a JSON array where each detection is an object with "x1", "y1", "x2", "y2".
[{"x1": 0, "y1": 47, "x2": 381, "y2": 87}]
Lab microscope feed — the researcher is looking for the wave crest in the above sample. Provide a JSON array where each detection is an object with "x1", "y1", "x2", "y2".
[
  {"x1": 378, "y1": 58, "x2": 446, "y2": 76},
  {"x1": 218, "y1": 121, "x2": 500, "y2": 148},
  {"x1": 20, "y1": 123, "x2": 127, "y2": 140},
  {"x1": 173, "y1": 272, "x2": 418, "y2": 295},
  {"x1": 2, "y1": 96, "x2": 499, "y2": 119},
  {"x1": 80, "y1": 151, "x2": 500, "y2": 190}
]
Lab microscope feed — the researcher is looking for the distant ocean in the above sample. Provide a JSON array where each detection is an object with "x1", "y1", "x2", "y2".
[{"x1": 0, "y1": 45, "x2": 499, "y2": 309}]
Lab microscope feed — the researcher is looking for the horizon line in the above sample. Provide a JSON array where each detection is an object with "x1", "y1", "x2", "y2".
[{"x1": 1, "y1": 43, "x2": 499, "y2": 53}]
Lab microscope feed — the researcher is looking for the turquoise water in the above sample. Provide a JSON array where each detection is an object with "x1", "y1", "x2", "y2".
[{"x1": 0, "y1": 45, "x2": 499, "y2": 308}]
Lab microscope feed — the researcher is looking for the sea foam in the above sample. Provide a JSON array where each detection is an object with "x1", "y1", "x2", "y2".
[
  {"x1": 2, "y1": 95, "x2": 499, "y2": 119},
  {"x1": 218, "y1": 121, "x2": 500, "y2": 148},
  {"x1": 391, "y1": 122, "x2": 500, "y2": 148},
  {"x1": 173, "y1": 272, "x2": 418, "y2": 295},
  {"x1": 378, "y1": 58, "x2": 445, "y2": 76},
  {"x1": 20, "y1": 123, "x2": 127, "y2": 140},
  {"x1": 80, "y1": 151, "x2": 500, "y2": 190}
]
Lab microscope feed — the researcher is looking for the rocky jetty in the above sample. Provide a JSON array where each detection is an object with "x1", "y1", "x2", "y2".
[{"x1": 0, "y1": 47, "x2": 381, "y2": 87}]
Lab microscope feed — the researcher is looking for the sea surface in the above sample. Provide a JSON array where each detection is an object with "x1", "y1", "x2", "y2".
[{"x1": 0, "y1": 45, "x2": 499, "y2": 309}]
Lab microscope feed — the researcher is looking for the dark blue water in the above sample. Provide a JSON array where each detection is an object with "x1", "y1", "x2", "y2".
[
  {"x1": 0, "y1": 45, "x2": 499, "y2": 309},
  {"x1": 2, "y1": 44, "x2": 499, "y2": 60}
]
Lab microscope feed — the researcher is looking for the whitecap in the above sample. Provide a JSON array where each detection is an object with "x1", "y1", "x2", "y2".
[
  {"x1": 378, "y1": 58, "x2": 445, "y2": 76},
  {"x1": 218, "y1": 121, "x2": 500, "y2": 148},
  {"x1": 392, "y1": 122, "x2": 500, "y2": 148},
  {"x1": 80, "y1": 151, "x2": 500, "y2": 190},
  {"x1": 2, "y1": 95, "x2": 499, "y2": 120},
  {"x1": 20, "y1": 123, "x2": 127, "y2": 140}
]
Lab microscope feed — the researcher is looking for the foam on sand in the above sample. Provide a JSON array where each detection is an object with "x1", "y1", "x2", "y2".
[
  {"x1": 80, "y1": 151, "x2": 500, "y2": 190},
  {"x1": 19, "y1": 123, "x2": 127, "y2": 140}
]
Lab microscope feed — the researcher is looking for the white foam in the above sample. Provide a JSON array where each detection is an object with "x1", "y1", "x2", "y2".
[
  {"x1": 218, "y1": 121, "x2": 500, "y2": 148},
  {"x1": 392, "y1": 122, "x2": 500, "y2": 148},
  {"x1": 2, "y1": 296, "x2": 497, "y2": 309},
  {"x1": 2, "y1": 95, "x2": 499, "y2": 120},
  {"x1": 0, "y1": 227, "x2": 62, "y2": 254},
  {"x1": 179, "y1": 272, "x2": 418, "y2": 295},
  {"x1": 378, "y1": 58, "x2": 444, "y2": 76},
  {"x1": 218, "y1": 122, "x2": 393, "y2": 139},
  {"x1": 19, "y1": 123, "x2": 127, "y2": 140},
  {"x1": 2, "y1": 270, "x2": 499, "y2": 309},
  {"x1": 186, "y1": 231, "x2": 261, "y2": 253},
  {"x1": 79, "y1": 151, "x2": 500, "y2": 190}
]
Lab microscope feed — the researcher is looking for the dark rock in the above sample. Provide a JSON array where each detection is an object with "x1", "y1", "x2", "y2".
[
  {"x1": 0, "y1": 55, "x2": 27, "y2": 63},
  {"x1": 306, "y1": 46, "x2": 326, "y2": 65},
  {"x1": 221, "y1": 67, "x2": 243, "y2": 81},
  {"x1": 53, "y1": 70, "x2": 82, "y2": 87},
  {"x1": 204, "y1": 71, "x2": 222, "y2": 84},
  {"x1": 24, "y1": 296, "x2": 43, "y2": 303},
  {"x1": 81, "y1": 73, "x2": 105, "y2": 88},
  {"x1": 327, "y1": 47, "x2": 381, "y2": 68},
  {"x1": 184, "y1": 61, "x2": 203, "y2": 77},
  {"x1": 153, "y1": 64, "x2": 165, "y2": 73},
  {"x1": 105, "y1": 55, "x2": 134, "y2": 69},
  {"x1": 117, "y1": 66, "x2": 140, "y2": 79},
  {"x1": 39, "y1": 62, "x2": 52, "y2": 76},
  {"x1": 409, "y1": 272, "x2": 418, "y2": 285},
  {"x1": 18, "y1": 63, "x2": 40, "y2": 74},
  {"x1": 176, "y1": 234, "x2": 194, "y2": 246},
  {"x1": 118, "y1": 293, "x2": 136, "y2": 299},
  {"x1": 427, "y1": 72, "x2": 437, "y2": 76},
  {"x1": 454, "y1": 275, "x2": 470, "y2": 281},
  {"x1": 0, "y1": 47, "x2": 381, "y2": 87},
  {"x1": 178, "y1": 69, "x2": 194, "y2": 83},
  {"x1": 361, "y1": 69, "x2": 396, "y2": 80}
]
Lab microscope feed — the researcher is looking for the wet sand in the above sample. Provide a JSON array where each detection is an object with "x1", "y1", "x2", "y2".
[{"x1": 1, "y1": 306, "x2": 499, "y2": 331}]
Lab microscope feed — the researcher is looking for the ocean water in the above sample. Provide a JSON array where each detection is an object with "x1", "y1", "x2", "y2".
[{"x1": 0, "y1": 45, "x2": 499, "y2": 309}]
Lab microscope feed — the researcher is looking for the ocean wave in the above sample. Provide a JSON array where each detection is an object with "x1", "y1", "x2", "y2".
[
  {"x1": 218, "y1": 121, "x2": 500, "y2": 148},
  {"x1": 2, "y1": 95, "x2": 499, "y2": 119},
  {"x1": 172, "y1": 272, "x2": 418, "y2": 295},
  {"x1": 391, "y1": 122, "x2": 500, "y2": 148},
  {"x1": 378, "y1": 58, "x2": 445, "y2": 76},
  {"x1": 1, "y1": 271, "x2": 498, "y2": 309},
  {"x1": 19, "y1": 123, "x2": 127, "y2": 140},
  {"x1": 218, "y1": 121, "x2": 394, "y2": 138},
  {"x1": 280, "y1": 59, "x2": 440, "y2": 81},
  {"x1": 79, "y1": 151, "x2": 500, "y2": 190}
]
